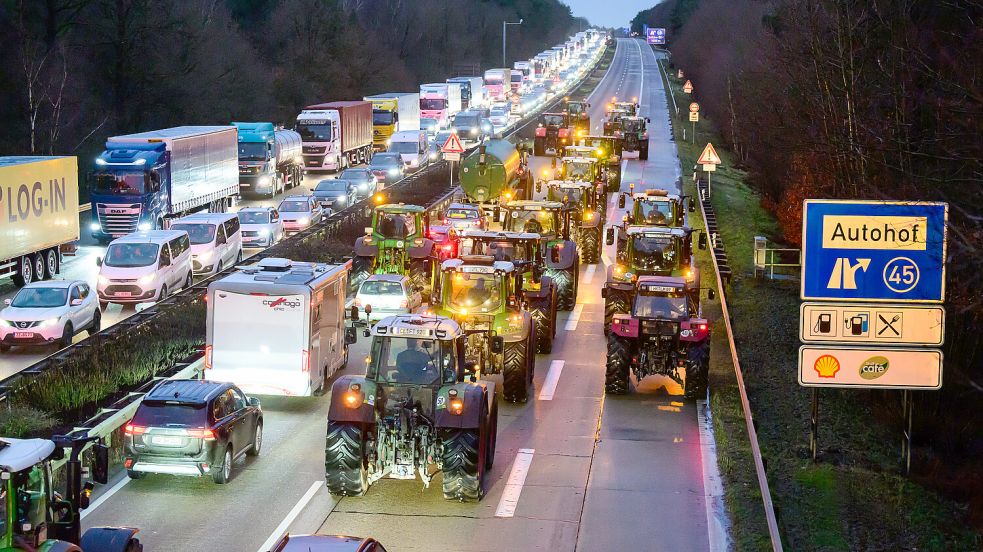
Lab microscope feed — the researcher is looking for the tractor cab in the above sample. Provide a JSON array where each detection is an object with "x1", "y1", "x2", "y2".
[
  {"x1": 534, "y1": 113, "x2": 571, "y2": 156},
  {"x1": 619, "y1": 187, "x2": 690, "y2": 228},
  {"x1": 564, "y1": 99, "x2": 591, "y2": 135},
  {"x1": 606, "y1": 225, "x2": 703, "y2": 286},
  {"x1": 616, "y1": 116, "x2": 650, "y2": 159},
  {"x1": 573, "y1": 135, "x2": 623, "y2": 189},
  {"x1": 502, "y1": 200, "x2": 570, "y2": 242},
  {"x1": 353, "y1": 203, "x2": 436, "y2": 296},
  {"x1": 603, "y1": 109, "x2": 629, "y2": 135}
]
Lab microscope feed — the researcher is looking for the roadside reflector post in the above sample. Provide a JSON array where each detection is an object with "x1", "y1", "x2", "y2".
[{"x1": 810, "y1": 388, "x2": 819, "y2": 462}]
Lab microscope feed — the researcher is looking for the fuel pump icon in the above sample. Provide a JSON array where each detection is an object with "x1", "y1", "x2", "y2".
[{"x1": 845, "y1": 312, "x2": 869, "y2": 336}]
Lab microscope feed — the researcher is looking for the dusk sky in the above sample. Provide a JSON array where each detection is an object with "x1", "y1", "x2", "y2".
[{"x1": 562, "y1": 0, "x2": 655, "y2": 29}]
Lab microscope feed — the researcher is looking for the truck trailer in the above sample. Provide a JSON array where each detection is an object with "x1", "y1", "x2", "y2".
[
  {"x1": 419, "y1": 83, "x2": 462, "y2": 129},
  {"x1": 0, "y1": 156, "x2": 79, "y2": 286},
  {"x1": 483, "y1": 68, "x2": 511, "y2": 103},
  {"x1": 90, "y1": 126, "x2": 239, "y2": 241},
  {"x1": 297, "y1": 101, "x2": 373, "y2": 172},
  {"x1": 446, "y1": 77, "x2": 485, "y2": 110},
  {"x1": 232, "y1": 122, "x2": 303, "y2": 197},
  {"x1": 205, "y1": 257, "x2": 352, "y2": 397},
  {"x1": 364, "y1": 93, "x2": 421, "y2": 151}
]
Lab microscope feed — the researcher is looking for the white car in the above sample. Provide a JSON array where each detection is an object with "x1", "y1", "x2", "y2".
[
  {"x1": 97, "y1": 230, "x2": 194, "y2": 308},
  {"x1": 0, "y1": 280, "x2": 100, "y2": 351},
  {"x1": 278, "y1": 195, "x2": 324, "y2": 235},
  {"x1": 354, "y1": 274, "x2": 422, "y2": 322},
  {"x1": 170, "y1": 212, "x2": 243, "y2": 276},
  {"x1": 237, "y1": 207, "x2": 284, "y2": 248},
  {"x1": 489, "y1": 106, "x2": 511, "y2": 127}
]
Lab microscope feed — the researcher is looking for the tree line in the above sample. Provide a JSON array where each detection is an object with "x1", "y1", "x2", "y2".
[{"x1": 0, "y1": 0, "x2": 586, "y2": 161}]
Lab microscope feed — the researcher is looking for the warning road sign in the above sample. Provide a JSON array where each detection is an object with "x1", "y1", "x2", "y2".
[
  {"x1": 683, "y1": 80, "x2": 693, "y2": 94},
  {"x1": 689, "y1": 102, "x2": 700, "y2": 113},
  {"x1": 697, "y1": 143, "x2": 721, "y2": 165},
  {"x1": 441, "y1": 134, "x2": 465, "y2": 154}
]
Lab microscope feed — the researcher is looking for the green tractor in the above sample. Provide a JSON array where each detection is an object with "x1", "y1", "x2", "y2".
[
  {"x1": 459, "y1": 140, "x2": 532, "y2": 214},
  {"x1": 353, "y1": 204, "x2": 436, "y2": 297},
  {"x1": 0, "y1": 435, "x2": 142, "y2": 551},
  {"x1": 501, "y1": 200, "x2": 580, "y2": 310},
  {"x1": 434, "y1": 256, "x2": 538, "y2": 402},
  {"x1": 326, "y1": 314, "x2": 498, "y2": 501},
  {"x1": 573, "y1": 135, "x2": 623, "y2": 191},
  {"x1": 564, "y1": 99, "x2": 591, "y2": 137},
  {"x1": 460, "y1": 230, "x2": 559, "y2": 353},
  {"x1": 540, "y1": 159, "x2": 605, "y2": 264},
  {"x1": 602, "y1": 225, "x2": 707, "y2": 330},
  {"x1": 615, "y1": 116, "x2": 650, "y2": 160},
  {"x1": 618, "y1": 186, "x2": 691, "y2": 228}
]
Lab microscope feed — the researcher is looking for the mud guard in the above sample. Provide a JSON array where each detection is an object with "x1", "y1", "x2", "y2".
[
  {"x1": 353, "y1": 236, "x2": 378, "y2": 257},
  {"x1": 501, "y1": 311, "x2": 533, "y2": 343},
  {"x1": 327, "y1": 376, "x2": 379, "y2": 424},
  {"x1": 407, "y1": 238, "x2": 435, "y2": 259},
  {"x1": 80, "y1": 527, "x2": 142, "y2": 552},
  {"x1": 435, "y1": 382, "x2": 494, "y2": 428},
  {"x1": 544, "y1": 239, "x2": 577, "y2": 271},
  {"x1": 522, "y1": 275, "x2": 554, "y2": 300}
]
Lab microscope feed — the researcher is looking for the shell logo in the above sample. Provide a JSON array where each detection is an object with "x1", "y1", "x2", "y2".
[{"x1": 814, "y1": 354, "x2": 840, "y2": 378}]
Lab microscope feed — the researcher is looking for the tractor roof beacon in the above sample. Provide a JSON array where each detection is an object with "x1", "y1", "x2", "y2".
[{"x1": 326, "y1": 314, "x2": 498, "y2": 501}]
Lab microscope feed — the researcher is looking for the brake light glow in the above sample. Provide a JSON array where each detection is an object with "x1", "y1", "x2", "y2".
[
  {"x1": 124, "y1": 424, "x2": 146, "y2": 436},
  {"x1": 186, "y1": 428, "x2": 216, "y2": 440},
  {"x1": 699, "y1": 324, "x2": 707, "y2": 330},
  {"x1": 301, "y1": 349, "x2": 310, "y2": 373},
  {"x1": 204, "y1": 345, "x2": 213, "y2": 369}
]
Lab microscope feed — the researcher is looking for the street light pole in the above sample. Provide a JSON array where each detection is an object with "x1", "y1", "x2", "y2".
[{"x1": 502, "y1": 19, "x2": 523, "y2": 67}]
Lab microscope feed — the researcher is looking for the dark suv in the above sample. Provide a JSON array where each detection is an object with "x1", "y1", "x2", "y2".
[{"x1": 124, "y1": 379, "x2": 263, "y2": 484}]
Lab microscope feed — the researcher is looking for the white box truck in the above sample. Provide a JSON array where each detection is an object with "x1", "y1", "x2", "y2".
[
  {"x1": 205, "y1": 257, "x2": 352, "y2": 397},
  {"x1": 0, "y1": 156, "x2": 80, "y2": 286},
  {"x1": 420, "y1": 83, "x2": 462, "y2": 128}
]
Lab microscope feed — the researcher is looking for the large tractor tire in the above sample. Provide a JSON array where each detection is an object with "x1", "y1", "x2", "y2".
[
  {"x1": 325, "y1": 421, "x2": 370, "y2": 497},
  {"x1": 607, "y1": 166, "x2": 621, "y2": 192},
  {"x1": 502, "y1": 323, "x2": 535, "y2": 403},
  {"x1": 639, "y1": 142, "x2": 649, "y2": 161},
  {"x1": 549, "y1": 263, "x2": 579, "y2": 311},
  {"x1": 533, "y1": 137, "x2": 546, "y2": 157},
  {"x1": 603, "y1": 288, "x2": 631, "y2": 334},
  {"x1": 580, "y1": 227, "x2": 600, "y2": 264},
  {"x1": 441, "y1": 425, "x2": 486, "y2": 502},
  {"x1": 605, "y1": 333, "x2": 631, "y2": 394},
  {"x1": 684, "y1": 340, "x2": 710, "y2": 400},
  {"x1": 527, "y1": 288, "x2": 556, "y2": 354}
]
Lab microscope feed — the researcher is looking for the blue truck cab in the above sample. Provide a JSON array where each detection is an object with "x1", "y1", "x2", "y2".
[{"x1": 232, "y1": 122, "x2": 303, "y2": 197}]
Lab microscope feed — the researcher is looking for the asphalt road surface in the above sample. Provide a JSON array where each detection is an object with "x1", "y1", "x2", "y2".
[{"x1": 80, "y1": 39, "x2": 715, "y2": 551}]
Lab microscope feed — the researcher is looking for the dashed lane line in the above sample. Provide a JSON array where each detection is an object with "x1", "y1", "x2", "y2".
[
  {"x1": 494, "y1": 449, "x2": 536, "y2": 518},
  {"x1": 538, "y1": 360, "x2": 565, "y2": 400}
]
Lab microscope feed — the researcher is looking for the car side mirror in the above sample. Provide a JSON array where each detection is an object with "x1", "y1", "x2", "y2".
[
  {"x1": 617, "y1": 194, "x2": 626, "y2": 209},
  {"x1": 605, "y1": 227, "x2": 615, "y2": 246},
  {"x1": 217, "y1": 235, "x2": 226, "y2": 245},
  {"x1": 3, "y1": 299, "x2": 11, "y2": 307},
  {"x1": 646, "y1": 118, "x2": 651, "y2": 123},
  {"x1": 95, "y1": 257, "x2": 103, "y2": 267},
  {"x1": 71, "y1": 298, "x2": 84, "y2": 306},
  {"x1": 707, "y1": 289, "x2": 716, "y2": 300},
  {"x1": 249, "y1": 397, "x2": 261, "y2": 408},
  {"x1": 364, "y1": 304, "x2": 372, "y2": 316},
  {"x1": 159, "y1": 257, "x2": 170, "y2": 268},
  {"x1": 698, "y1": 232, "x2": 708, "y2": 250},
  {"x1": 345, "y1": 327, "x2": 357, "y2": 345},
  {"x1": 490, "y1": 336, "x2": 504, "y2": 354},
  {"x1": 92, "y1": 443, "x2": 109, "y2": 485}
]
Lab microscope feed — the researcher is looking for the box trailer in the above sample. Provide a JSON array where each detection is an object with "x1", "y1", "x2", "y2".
[
  {"x1": 297, "y1": 101, "x2": 373, "y2": 172},
  {"x1": 364, "y1": 93, "x2": 421, "y2": 150},
  {"x1": 205, "y1": 257, "x2": 351, "y2": 397}
]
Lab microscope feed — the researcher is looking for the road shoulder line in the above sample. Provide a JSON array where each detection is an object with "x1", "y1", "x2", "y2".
[{"x1": 698, "y1": 399, "x2": 731, "y2": 551}]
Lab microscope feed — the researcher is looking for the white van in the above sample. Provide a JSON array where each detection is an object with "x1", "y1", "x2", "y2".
[
  {"x1": 170, "y1": 212, "x2": 243, "y2": 276},
  {"x1": 205, "y1": 257, "x2": 353, "y2": 397},
  {"x1": 96, "y1": 230, "x2": 193, "y2": 308},
  {"x1": 387, "y1": 130, "x2": 429, "y2": 172}
]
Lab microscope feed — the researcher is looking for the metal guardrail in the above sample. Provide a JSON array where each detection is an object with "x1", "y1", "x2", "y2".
[
  {"x1": 0, "y1": 41, "x2": 610, "y2": 408},
  {"x1": 752, "y1": 237, "x2": 801, "y2": 280},
  {"x1": 697, "y1": 179, "x2": 784, "y2": 551}
]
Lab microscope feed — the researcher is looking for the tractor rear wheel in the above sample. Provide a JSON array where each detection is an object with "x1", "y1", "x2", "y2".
[
  {"x1": 325, "y1": 421, "x2": 369, "y2": 497},
  {"x1": 605, "y1": 333, "x2": 631, "y2": 394},
  {"x1": 550, "y1": 264, "x2": 578, "y2": 311},
  {"x1": 603, "y1": 289, "x2": 630, "y2": 334},
  {"x1": 502, "y1": 329, "x2": 532, "y2": 403},
  {"x1": 441, "y1": 424, "x2": 486, "y2": 501},
  {"x1": 533, "y1": 137, "x2": 545, "y2": 157},
  {"x1": 580, "y1": 227, "x2": 600, "y2": 264},
  {"x1": 684, "y1": 340, "x2": 710, "y2": 400},
  {"x1": 528, "y1": 290, "x2": 555, "y2": 354}
]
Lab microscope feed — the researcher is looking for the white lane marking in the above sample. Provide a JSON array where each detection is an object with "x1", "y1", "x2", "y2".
[
  {"x1": 495, "y1": 449, "x2": 536, "y2": 518},
  {"x1": 256, "y1": 480, "x2": 323, "y2": 552},
  {"x1": 538, "y1": 360, "x2": 565, "y2": 400},
  {"x1": 583, "y1": 264, "x2": 597, "y2": 284},
  {"x1": 698, "y1": 400, "x2": 730, "y2": 552},
  {"x1": 80, "y1": 477, "x2": 130, "y2": 520},
  {"x1": 601, "y1": 253, "x2": 612, "y2": 267},
  {"x1": 564, "y1": 303, "x2": 585, "y2": 331}
]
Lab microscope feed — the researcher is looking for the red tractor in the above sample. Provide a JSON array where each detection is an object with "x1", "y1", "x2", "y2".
[
  {"x1": 605, "y1": 276, "x2": 713, "y2": 399},
  {"x1": 533, "y1": 113, "x2": 571, "y2": 157}
]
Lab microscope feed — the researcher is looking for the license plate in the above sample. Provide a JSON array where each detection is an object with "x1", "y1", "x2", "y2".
[
  {"x1": 152, "y1": 435, "x2": 182, "y2": 446},
  {"x1": 115, "y1": 291, "x2": 132, "y2": 297},
  {"x1": 13, "y1": 332, "x2": 33, "y2": 339}
]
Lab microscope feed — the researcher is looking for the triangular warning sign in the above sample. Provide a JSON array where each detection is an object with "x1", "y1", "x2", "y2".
[
  {"x1": 441, "y1": 133, "x2": 465, "y2": 154},
  {"x1": 697, "y1": 142, "x2": 721, "y2": 165}
]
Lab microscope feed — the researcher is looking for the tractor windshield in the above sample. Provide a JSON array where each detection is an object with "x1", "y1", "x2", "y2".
[
  {"x1": 564, "y1": 161, "x2": 592, "y2": 180},
  {"x1": 567, "y1": 102, "x2": 585, "y2": 115},
  {"x1": 376, "y1": 212, "x2": 416, "y2": 239},
  {"x1": 633, "y1": 293, "x2": 688, "y2": 320},
  {"x1": 550, "y1": 187, "x2": 583, "y2": 209},
  {"x1": 542, "y1": 114, "x2": 565, "y2": 126},
  {"x1": 369, "y1": 337, "x2": 454, "y2": 385},
  {"x1": 444, "y1": 272, "x2": 502, "y2": 312},
  {"x1": 637, "y1": 201, "x2": 674, "y2": 225},
  {"x1": 468, "y1": 239, "x2": 533, "y2": 262},
  {"x1": 506, "y1": 209, "x2": 557, "y2": 234},
  {"x1": 623, "y1": 118, "x2": 643, "y2": 132},
  {"x1": 629, "y1": 235, "x2": 678, "y2": 272}
]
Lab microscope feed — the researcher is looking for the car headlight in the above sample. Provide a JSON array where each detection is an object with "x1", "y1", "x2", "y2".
[
  {"x1": 337, "y1": 195, "x2": 347, "y2": 204},
  {"x1": 39, "y1": 317, "x2": 60, "y2": 328},
  {"x1": 258, "y1": 228, "x2": 270, "y2": 236},
  {"x1": 0, "y1": 319, "x2": 12, "y2": 328},
  {"x1": 137, "y1": 273, "x2": 156, "y2": 287},
  {"x1": 137, "y1": 222, "x2": 151, "y2": 231},
  {"x1": 471, "y1": 127, "x2": 479, "y2": 135},
  {"x1": 89, "y1": 222, "x2": 100, "y2": 231},
  {"x1": 98, "y1": 275, "x2": 110, "y2": 286},
  {"x1": 409, "y1": 159, "x2": 418, "y2": 167},
  {"x1": 359, "y1": 183, "x2": 368, "y2": 191},
  {"x1": 259, "y1": 175, "x2": 271, "y2": 186},
  {"x1": 198, "y1": 250, "x2": 214, "y2": 261},
  {"x1": 388, "y1": 168, "x2": 399, "y2": 176},
  {"x1": 429, "y1": 152, "x2": 437, "y2": 160},
  {"x1": 299, "y1": 217, "x2": 311, "y2": 225}
]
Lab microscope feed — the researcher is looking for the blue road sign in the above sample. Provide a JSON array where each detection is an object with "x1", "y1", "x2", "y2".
[
  {"x1": 801, "y1": 200, "x2": 947, "y2": 302},
  {"x1": 646, "y1": 28, "x2": 666, "y2": 45}
]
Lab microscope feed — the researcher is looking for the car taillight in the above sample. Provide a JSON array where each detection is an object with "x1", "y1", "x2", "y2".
[
  {"x1": 399, "y1": 299, "x2": 408, "y2": 308},
  {"x1": 301, "y1": 349, "x2": 310, "y2": 373},
  {"x1": 204, "y1": 345, "x2": 213, "y2": 369},
  {"x1": 124, "y1": 424, "x2": 146, "y2": 436},
  {"x1": 186, "y1": 428, "x2": 216, "y2": 441}
]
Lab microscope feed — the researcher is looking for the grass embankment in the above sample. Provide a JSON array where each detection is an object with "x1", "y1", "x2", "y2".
[{"x1": 659, "y1": 56, "x2": 980, "y2": 551}]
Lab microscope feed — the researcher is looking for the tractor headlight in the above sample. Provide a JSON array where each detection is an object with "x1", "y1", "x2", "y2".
[
  {"x1": 447, "y1": 389, "x2": 464, "y2": 415},
  {"x1": 680, "y1": 329, "x2": 693, "y2": 338}
]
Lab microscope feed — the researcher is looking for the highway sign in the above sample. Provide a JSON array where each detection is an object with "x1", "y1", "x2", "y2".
[
  {"x1": 800, "y1": 302, "x2": 944, "y2": 345},
  {"x1": 441, "y1": 134, "x2": 465, "y2": 154},
  {"x1": 798, "y1": 346, "x2": 942, "y2": 390},
  {"x1": 689, "y1": 102, "x2": 700, "y2": 112},
  {"x1": 689, "y1": 112, "x2": 699, "y2": 122},
  {"x1": 646, "y1": 28, "x2": 666, "y2": 45},
  {"x1": 801, "y1": 200, "x2": 948, "y2": 302},
  {"x1": 683, "y1": 80, "x2": 693, "y2": 94},
  {"x1": 697, "y1": 143, "x2": 721, "y2": 165}
]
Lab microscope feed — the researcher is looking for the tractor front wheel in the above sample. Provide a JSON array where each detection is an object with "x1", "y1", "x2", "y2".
[{"x1": 502, "y1": 326, "x2": 534, "y2": 403}]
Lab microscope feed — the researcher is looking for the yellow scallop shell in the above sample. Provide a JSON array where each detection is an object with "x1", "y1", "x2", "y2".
[{"x1": 814, "y1": 354, "x2": 840, "y2": 378}]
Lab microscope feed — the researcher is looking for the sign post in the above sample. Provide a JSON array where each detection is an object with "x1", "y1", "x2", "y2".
[
  {"x1": 798, "y1": 199, "x2": 948, "y2": 471},
  {"x1": 442, "y1": 133, "x2": 466, "y2": 190},
  {"x1": 689, "y1": 102, "x2": 700, "y2": 142},
  {"x1": 696, "y1": 143, "x2": 721, "y2": 195}
]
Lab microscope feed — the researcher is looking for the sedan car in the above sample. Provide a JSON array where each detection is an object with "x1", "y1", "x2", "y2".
[
  {"x1": 354, "y1": 274, "x2": 422, "y2": 322},
  {"x1": 237, "y1": 207, "x2": 283, "y2": 248},
  {"x1": 312, "y1": 178, "x2": 357, "y2": 210},
  {"x1": 270, "y1": 535, "x2": 387, "y2": 552},
  {"x1": 0, "y1": 280, "x2": 100, "y2": 351},
  {"x1": 442, "y1": 202, "x2": 486, "y2": 231},
  {"x1": 124, "y1": 379, "x2": 262, "y2": 484},
  {"x1": 367, "y1": 153, "x2": 405, "y2": 186},
  {"x1": 338, "y1": 168, "x2": 380, "y2": 198},
  {"x1": 277, "y1": 195, "x2": 324, "y2": 235},
  {"x1": 489, "y1": 106, "x2": 511, "y2": 127}
]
